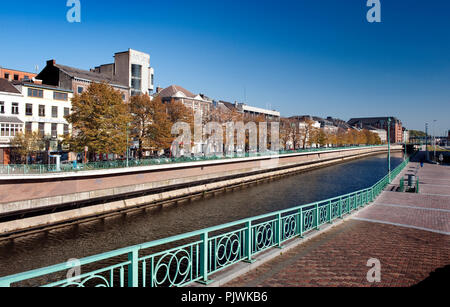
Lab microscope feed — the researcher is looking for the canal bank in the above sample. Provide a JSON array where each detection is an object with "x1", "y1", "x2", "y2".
[
  {"x1": 0, "y1": 152, "x2": 405, "y2": 278},
  {"x1": 0, "y1": 146, "x2": 403, "y2": 238}
]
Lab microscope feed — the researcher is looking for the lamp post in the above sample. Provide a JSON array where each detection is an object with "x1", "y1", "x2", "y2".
[
  {"x1": 433, "y1": 120, "x2": 437, "y2": 162},
  {"x1": 425, "y1": 123, "x2": 429, "y2": 161},
  {"x1": 388, "y1": 118, "x2": 391, "y2": 182},
  {"x1": 126, "y1": 122, "x2": 130, "y2": 168}
]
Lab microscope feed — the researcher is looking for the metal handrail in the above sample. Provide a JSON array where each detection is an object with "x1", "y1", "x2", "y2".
[
  {"x1": 0, "y1": 145, "x2": 389, "y2": 175},
  {"x1": 0, "y1": 157, "x2": 410, "y2": 287}
]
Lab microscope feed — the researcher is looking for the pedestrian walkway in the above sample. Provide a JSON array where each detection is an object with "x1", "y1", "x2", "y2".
[{"x1": 227, "y1": 159, "x2": 450, "y2": 287}]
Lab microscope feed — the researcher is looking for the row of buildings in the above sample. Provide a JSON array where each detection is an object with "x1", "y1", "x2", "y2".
[
  {"x1": 0, "y1": 48, "x2": 281, "y2": 164},
  {"x1": 1, "y1": 47, "x2": 409, "y2": 165},
  {"x1": 284, "y1": 115, "x2": 407, "y2": 145}
]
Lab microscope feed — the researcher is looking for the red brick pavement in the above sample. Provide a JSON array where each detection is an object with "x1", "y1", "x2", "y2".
[
  {"x1": 354, "y1": 205, "x2": 450, "y2": 233},
  {"x1": 227, "y1": 161, "x2": 450, "y2": 287},
  {"x1": 226, "y1": 220, "x2": 449, "y2": 287},
  {"x1": 376, "y1": 192, "x2": 450, "y2": 210}
]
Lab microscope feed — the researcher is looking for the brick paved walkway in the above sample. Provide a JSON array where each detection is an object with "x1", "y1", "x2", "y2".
[{"x1": 227, "y1": 160, "x2": 450, "y2": 287}]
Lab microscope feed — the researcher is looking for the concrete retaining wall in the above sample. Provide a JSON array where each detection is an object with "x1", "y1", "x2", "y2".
[{"x1": 0, "y1": 146, "x2": 402, "y2": 230}]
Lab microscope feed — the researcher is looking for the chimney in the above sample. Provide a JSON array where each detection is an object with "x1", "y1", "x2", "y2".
[
  {"x1": 47, "y1": 59, "x2": 56, "y2": 66},
  {"x1": 156, "y1": 87, "x2": 163, "y2": 94}
]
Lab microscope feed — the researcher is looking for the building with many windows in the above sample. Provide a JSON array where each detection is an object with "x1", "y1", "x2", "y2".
[
  {"x1": 348, "y1": 117, "x2": 404, "y2": 143},
  {"x1": 0, "y1": 79, "x2": 24, "y2": 164},
  {"x1": 0, "y1": 78, "x2": 73, "y2": 164},
  {"x1": 156, "y1": 85, "x2": 213, "y2": 119},
  {"x1": 14, "y1": 81, "x2": 73, "y2": 143},
  {"x1": 36, "y1": 60, "x2": 130, "y2": 102},
  {"x1": 0, "y1": 67, "x2": 37, "y2": 82},
  {"x1": 93, "y1": 49, "x2": 155, "y2": 96}
]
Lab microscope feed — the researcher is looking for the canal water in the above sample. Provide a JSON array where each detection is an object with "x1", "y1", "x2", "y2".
[{"x1": 0, "y1": 152, "x2": 404, "y2": 277}]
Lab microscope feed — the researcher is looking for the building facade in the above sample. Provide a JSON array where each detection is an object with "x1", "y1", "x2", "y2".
[
  {"x1": 0, "y1": 67, "x2": 37, "y2": 82},
  {"x1": 348, "y1": 117, "x2": 404, "y2": 143},
  {"x1": 36, "y1": 60, "x2": 130, "y2": 102},
  {"x1": 15, "y1": 81, "x2": 73, "y2": 143},
  {"x1": 235, "y1": 103, "x2": 280, "y2": 121},
  {"x1": 0, "y1": 79, "x2": 24, "y2": 164},
  {"x1": 157, "y1": 85, "x2": 213, "y2": 119},
  {"x1": 0, "y1": 78, "x2": 73, "y2": 164},
  {"x1": 93, "y1": 49, "x2": 155, "y2": 96}
]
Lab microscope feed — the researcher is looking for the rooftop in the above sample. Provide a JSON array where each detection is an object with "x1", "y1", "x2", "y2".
[{"x1": 0, "y1": 79, "x2": 21, "y2": 95}]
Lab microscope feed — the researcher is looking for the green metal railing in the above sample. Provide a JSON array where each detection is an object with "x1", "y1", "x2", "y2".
[
  {"x1": 0, "y1": 157, "x2": 410, "y2": 287},
  {"x1": 0, "y1": 145, "x2": 388, "y2": 175}
]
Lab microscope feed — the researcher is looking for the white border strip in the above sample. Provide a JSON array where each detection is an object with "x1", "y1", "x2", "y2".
[
  {"x1": 352, "y1": 217, "x2": 450, "y2": 235},
  {"x1": 375, "y1": 203, "x2": 450, "y2": 212}
]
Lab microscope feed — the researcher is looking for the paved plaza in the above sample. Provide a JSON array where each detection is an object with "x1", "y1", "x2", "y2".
[{"x1": 227, "y1": 160, "x2": 450, "y2": 287}]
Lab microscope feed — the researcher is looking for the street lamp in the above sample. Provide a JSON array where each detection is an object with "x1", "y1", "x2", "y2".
[
  {"x1": 126, "y1": 122, "x2": 130, "y2": 168},
  {"x1": 433, "y1": 120, "x2": 437, "y2": 162},
  {"x1": 388, "y1": 118, "x2": 391, "y2": 182},
  {"x1": 425, "y1": 123, "x2": 429, "y2": 161}
]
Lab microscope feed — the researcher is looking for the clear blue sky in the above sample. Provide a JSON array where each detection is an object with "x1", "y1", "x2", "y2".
[{"x1": 0, "y1": 0, "x2": 449, "y2": 134}]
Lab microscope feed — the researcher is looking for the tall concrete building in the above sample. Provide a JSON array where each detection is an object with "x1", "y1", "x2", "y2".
[{"x1": 93, "y1": 49, "x2": 155, "y2": 96}]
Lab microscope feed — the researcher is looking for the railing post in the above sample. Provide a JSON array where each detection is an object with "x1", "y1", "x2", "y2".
[
  {"x1": 277, "y1": 213, "x2": 282, "y2": 248},
  {"x1": 328, "y1": 201, "x2": 332, "y2": 223},
  {"x1": 245, "y1": 221, "x2": 255, "y2": 263},
  {"x1": 339, "y1": 197, "x2": 343, "y2": 218},
  {"x1": 298, "y1": 209, "x2": 303, "y2": 238},
  {"x1": 315, "y1": 204, "x2": 320, "y2": 230},
  {"x1": 199, "y1": 232, "x2": 212, "y2": 284},
  {"x1": 127, "y1": 248, "x2": 139, "y2": 287}
]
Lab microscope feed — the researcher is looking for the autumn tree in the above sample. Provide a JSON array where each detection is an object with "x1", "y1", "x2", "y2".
[
  {"x1": 166, "y1": 98, "x2": 194, "y2": 126},
  {"x1": 10, "y1": 132, "x2": 45, "y2": 164},
  {"x1": 280, "y1": 118, "x2": 296, "y2": 150},
  {"x1": 145, "y1": 96, "x2": 173, "y2": 152},
  {"x1": 65, "y1": 82, "x2": 131, "y2": 160}
]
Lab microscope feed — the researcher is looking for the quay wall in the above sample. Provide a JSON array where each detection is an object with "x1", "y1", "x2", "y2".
[{"x1": 0, "y1": 145, "x2": 402, "y2": 235}]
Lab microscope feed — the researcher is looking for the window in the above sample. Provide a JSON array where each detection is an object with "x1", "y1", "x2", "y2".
[
  {"x1": 131, "y1": 64, "x2": 142, "y2": 78},
  {"x1": 24, "y1": 75, "x2": 30, "y2": 80},
  {"x1": 4, "y1": 73, "x2": 9, "y2": 80},
  {"x1": 51, "y1": 123, "x2": 58, "y2": 138},
  {"x1": 25, "y1": 122, "x2": 32, "y2": 135},
  {"x1": 131, "y1": 64, "x2": 142, "y2": 96},
  {"x1": 0, "y1": 124, "x2": 7, "y2": 137},
  {"x1": 12, "y1": 103, "x2": 19, "y2": 115},
  {"x1": 38, "y1": 123, "x2": 45, "y2": 136},
  {"x1": 28, "y1": 88, "x2": 44, "y2": 98},
  {"x1": 64, "y1": 107, "x2": 70, "y2": 117},
  {"x1": 26, "y1": 104, "x2": 33, "y2": 116},
  {"x1": 0, "y1": 124, "x2": 21, "y2": 137},
  {"x1": 13, "y1": 74, "x2": 19, "y2": 81},
  {"x1": 64, "y1": 124, "x2": 69, "y2": 136},
  {"x1": 52, "y1": 106, "x2": 58, "y2": 118},
  {"x1": 0, "y1": 102, "x2": 4, "y2": 114},
  {"x1": 39, "y1": 105, "x2": 45, "y2": 117},
  {"x1": 53, "y1": 92, "x2": 68, "y2": 101},
  {"x1": 78, "y1": 87, "x2": 84, "y2": 94}
]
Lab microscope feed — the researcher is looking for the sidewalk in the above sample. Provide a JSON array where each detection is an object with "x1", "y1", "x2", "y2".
[{"x1": 226, "y1": 160, "x2": 450, "y2": 287}]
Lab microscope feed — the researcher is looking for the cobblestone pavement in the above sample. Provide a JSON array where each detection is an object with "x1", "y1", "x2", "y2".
[{"x1": 226, "y1": 161, "x2": 450, "y2": 287}]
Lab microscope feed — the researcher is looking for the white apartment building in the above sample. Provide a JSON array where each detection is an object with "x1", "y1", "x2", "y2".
[
  {"x1": 0, "y1": 78, "x2": 73, "y2": 164},
  {"x1": 236, "y1": 103, "x2": 280, "y2": 121},
  {"x1": 15, "y1": 82, "x2": 73, "y2": 141},
  {"x1": 0, "y1": 79, "x2": 24, "y2": 164}
]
